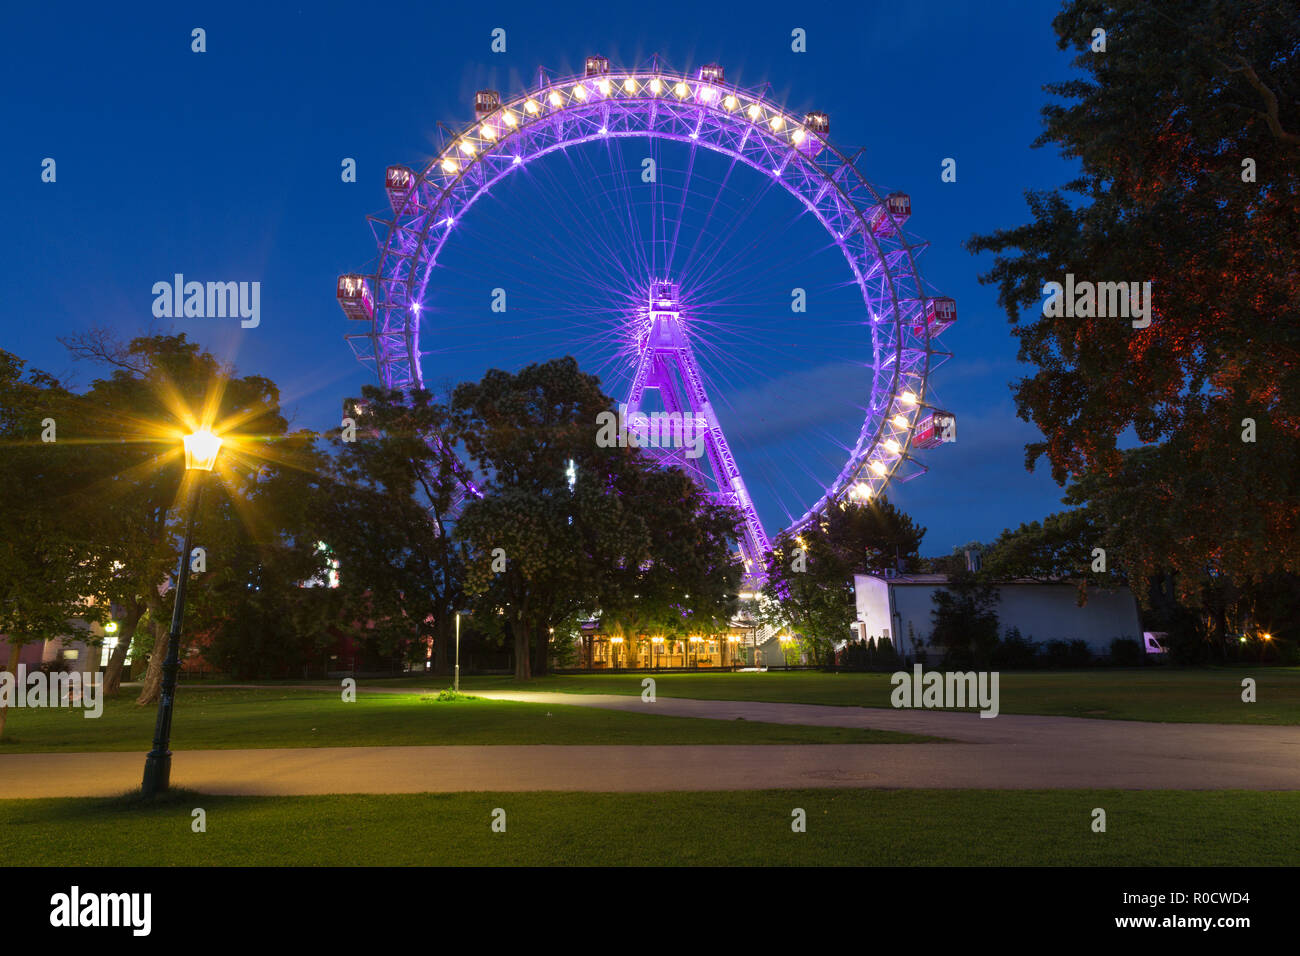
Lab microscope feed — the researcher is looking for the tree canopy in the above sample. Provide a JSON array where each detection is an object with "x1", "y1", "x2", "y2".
[{"x1": 966, "y1": 0, "x2": 1299, "y2": 599}]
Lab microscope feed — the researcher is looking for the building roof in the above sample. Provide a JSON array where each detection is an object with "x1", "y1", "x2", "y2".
[{"x1": 857, "y1": 572, "x2": 1124, "y2": 589}]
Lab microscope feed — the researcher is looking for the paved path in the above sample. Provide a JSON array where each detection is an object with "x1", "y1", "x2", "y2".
[{"x1": 3, "y1": 688, "x2": 1299, "y2": 796}]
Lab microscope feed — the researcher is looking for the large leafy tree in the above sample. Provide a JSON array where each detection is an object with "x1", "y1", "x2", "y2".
[
  {"x1": 452, "y1": 358, "x2": 648, "y2": 679},
  {"x1": 966, "y1": 1, "x2": 1299, "y2": 599},
  {"x1": 315, "y1": 385, "x2": 466, "y2": 674},
  {"x1": 0, "y1": 353, "x2": 100, "y2": 736},
  {"x1": 1064, "y1": 447, "x2": 1300, "y2": 656},
  {"x1": 597, "y1": 465, "x2": 742, "y2": 664},
  {"x1": 189, "y1": 427, "x2": 336, "y2": 681},
  {"x1": 452, "y1": 357, "x2": 742, "y2": 678},
  {"x1": 762, "y1": 497, "x2": 926, "y2": 661},
  {"x1": 980, "y1": 506, "x2": 1123, "y2": 603},
  {"x1": 55, "y1": 332, "x2": 320, "y2": 702}
]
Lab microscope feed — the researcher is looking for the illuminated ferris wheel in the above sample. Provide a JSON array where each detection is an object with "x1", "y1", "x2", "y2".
[{"x1": 337, "y1": 54, "x2": 956, "y2": 573}]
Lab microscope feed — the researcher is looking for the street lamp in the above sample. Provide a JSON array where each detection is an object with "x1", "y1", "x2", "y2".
[
  {"x1": 454, "y1": 611, "x2": 464, "y2": 692},
  {"x1": 141, "y1": 428, "x2": 222, "y2": 796}
]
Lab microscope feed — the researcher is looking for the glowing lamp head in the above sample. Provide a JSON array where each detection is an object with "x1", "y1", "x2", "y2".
[
  {"x1": 649, "y1": 77, "x2": 663, "y2": 95},
  {"x1": 183, "y1": 429, "x2": 223, "y2": 472},
  {"x1": 674, "y1": 81, "x2": 689, "y2": 98},
  {"x1": 747, "y1": 103, "x2": 761, "y2": 120},
  {"x1": 884, "y1": 438, "x2": 901, "y2": 454},
  {"x1": 900, "y1": 390, "x2": 919, "y2": 406},
  {"x1": 524, "y1": 99, "x2": 540, "y2": 114},
  {"x1": 548, "y1": 90, "x2": 563, "y2": 107},
  {"x1": 869, "y1": 460, "x2": 887, "y2": 477},
  {"x1": 892, "y1": 414, "x2": 909, "y2": 428},
  {"x1": 723, "y1": 94, "x2": 738, "y2": 110}
]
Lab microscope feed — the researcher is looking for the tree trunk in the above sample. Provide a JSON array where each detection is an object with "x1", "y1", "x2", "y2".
[
  {"x1": 512, "y1": 618, "x2": 531, "y2": 680},
  {"x1": 135, "y1": 618, "x2": 169, "y2": 706},
  {"x1": 433, "y1": 617, "x2": 451, "y2": 677},
  {"x1": 0, "y1": 642, "x2": 22, "y2": 738},
  {"x1": 532, "y1": 626, "x2": 550, "y2": 677},
  {"x1": 102, "y1": 603, "x2": 142, "y2": 697}
]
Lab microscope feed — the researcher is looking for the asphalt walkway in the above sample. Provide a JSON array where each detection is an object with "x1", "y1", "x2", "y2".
[{"x1": 2, "y1": 688, "x2": 1298, "y2": 796}]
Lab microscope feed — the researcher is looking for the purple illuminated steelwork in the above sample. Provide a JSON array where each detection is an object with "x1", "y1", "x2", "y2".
[
  {"x1": 624, "y1": 280, "x2": 769, "y2": 571},
  {"x1": 341, "y1": 59, "x2": 954, "y2": 562}
]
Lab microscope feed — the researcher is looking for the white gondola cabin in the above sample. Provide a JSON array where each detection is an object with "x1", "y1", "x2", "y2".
[
  {"x1": 912, "y1": 411, "x2": 956, "y2": 449},
  {"x1": 868, "y1": 192, "x2": 911, "y2": 237},
  {"x1": 336, "y1": 274, "x2": 374, "y2": 321},
  {"x1": 385, "y1": 166, "x2": 414, "y2": 212},
  {"x1": 474, "y1": 90, "x2": 501, "y2": 118},
  {"x1": 914, "y1": 296, "x2": 957, "y2": 337},
  {"x1": 804, "y1": 111, "x2": 829, "y2": 134}
]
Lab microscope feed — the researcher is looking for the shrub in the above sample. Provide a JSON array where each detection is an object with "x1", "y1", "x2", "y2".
[
  {"x1": 429, "y1": 688, "x2": 476, "y2": 702},
  {"x1": 993, "y1": 627, "x2": 1039, "y2": 669},
  {"x1": 873, "y1": 635, "x2": 899, "y2": 667},
  {"x1": 1109, "y1": 637, "x2": 1143, "y2": 666}
]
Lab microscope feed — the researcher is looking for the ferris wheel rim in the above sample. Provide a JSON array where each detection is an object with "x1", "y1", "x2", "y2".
[{"x1": 351, "y1": 62, "x2": 946, "y2": 543}]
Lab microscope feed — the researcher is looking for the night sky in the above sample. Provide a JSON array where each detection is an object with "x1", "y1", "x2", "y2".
[{"x1": 3, "y1": 0, "x2": 1085, "y2": 554}]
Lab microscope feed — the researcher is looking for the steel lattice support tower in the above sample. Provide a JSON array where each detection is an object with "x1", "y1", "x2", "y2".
[{"x1": 624, "y1": 281, "x2": 771, "y2": 572}]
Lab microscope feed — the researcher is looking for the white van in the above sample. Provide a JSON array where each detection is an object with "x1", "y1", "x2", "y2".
[{"x1": 1143, "y1": 632, "x2": 1169, "y2": 655}]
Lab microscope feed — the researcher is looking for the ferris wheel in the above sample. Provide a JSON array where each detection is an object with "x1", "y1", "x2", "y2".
[{"x1": 337, "y1": 54, "x2": 956, "y2": 575}]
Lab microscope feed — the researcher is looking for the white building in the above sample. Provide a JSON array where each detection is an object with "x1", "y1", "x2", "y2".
[{"x1": 852, "y1": 573, "x2": 1144, "y2": 658}]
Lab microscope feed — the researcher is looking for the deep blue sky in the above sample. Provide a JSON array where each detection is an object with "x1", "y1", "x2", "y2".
[{"x1": 2, "y1": 0, "x2": 1084, "y2": 555}]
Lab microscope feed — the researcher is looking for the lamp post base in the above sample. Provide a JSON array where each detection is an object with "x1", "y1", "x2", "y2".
[{"x1": 141, "y1": 751, "x2": 172, "y2": 796}]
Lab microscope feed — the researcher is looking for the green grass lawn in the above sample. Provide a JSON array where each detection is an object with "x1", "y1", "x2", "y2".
[
  {"x1": 417, "y1": 668, "x2": 1296, "y2": 724},
  {"x1": 0, "y1": 688, "x2": 935, "y2": 753},
  {"x1": 3, "y1": 788, "x2": 1295, "y2": 866}
]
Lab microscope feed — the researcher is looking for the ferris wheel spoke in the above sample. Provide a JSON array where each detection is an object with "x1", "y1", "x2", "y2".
[{"x1": 343, "y1": 61, "x2": 950, "y2": 547}]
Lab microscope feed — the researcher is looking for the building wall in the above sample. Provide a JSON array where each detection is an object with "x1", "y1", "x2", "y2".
[
  {"x1": 852, "y1": 575, "x2": 895, "y2": 644},
  {"x1": 851, "y1": 576, "x2": 1144, "y2": 657},
  {"x1": 883, "y1": 582, "x2": 1143, "y2": 656}
]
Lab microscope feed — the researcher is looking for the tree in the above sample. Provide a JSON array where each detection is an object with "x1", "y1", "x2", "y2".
[
  {"x1": 980, "y1": 506, "x2": 1122, "y2": 604},
  {"x1": 966, "y1": 1, "x2": 1299, "y2": 597},
  {"x1": 762, "y1": 497, "x2": 926, "y2": 662},
  {"x1": 452, "y1": 358, "x2": 649, "y2": 679},
  {"x1": 1065, "y1": 447, "x2": 1300, "y2": 658},
  {"x1": 922, "y1": 541, "x2": 987, "y2": 577},
  {"x1": 598, "y1": 465, "x2": 742, "y2": 659},
  {"x1": 193, "y1": 429, "x2": 337, "y2": 680},
  {"x1": 53, "y1": 332, "x2": 321, "y2": 703},
  {"x1": 315, "y1": 385, "x2": 466, "y2": 675},
  {"x1": 0, "y1": 352, "x2": 100, "y2": 736},
  {"x1": 929, "y1": 570, "x2": 1001, "y2": 668},
  {"x1": 451, "y1": 357, "x2": 743, "y2": 678}
]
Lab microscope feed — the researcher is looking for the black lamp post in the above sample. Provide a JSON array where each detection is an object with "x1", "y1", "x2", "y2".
[{"x1": 142, "y1": 428, "x2": 221, "y2": 796}]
